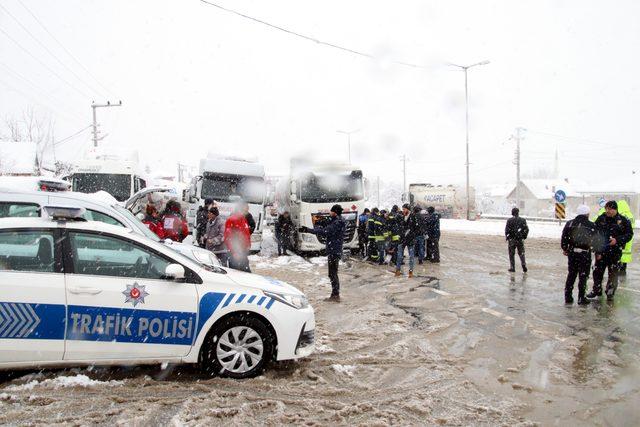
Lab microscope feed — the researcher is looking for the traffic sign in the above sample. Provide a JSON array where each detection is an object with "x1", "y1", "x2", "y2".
[
  {"x1": 555, "y1": 203, "x2": 566, "y2": 219},
  {"x1": 554, "y1": 190, "x2": 567, "y2": 204},
  {"x1": 598, "y1": 198, "x2": 606, "y2": 208}
]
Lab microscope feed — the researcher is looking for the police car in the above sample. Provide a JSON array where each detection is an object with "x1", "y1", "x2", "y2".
[{"x1": 0, "y1": 207, "x2": 315, "y2": 378}]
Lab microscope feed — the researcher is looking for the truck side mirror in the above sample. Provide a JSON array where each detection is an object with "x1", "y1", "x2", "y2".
[
  {"x1": 290, "y1": 181, "x2": 297, "y2": 195},
  {"x1": 290, "y1": 193, "x2": 298, "y2": 203}
]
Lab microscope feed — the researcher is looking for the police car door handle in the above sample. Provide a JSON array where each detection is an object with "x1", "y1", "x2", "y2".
[{"x1": 68, "y1": 286, "x2": 102, "y2": 295}]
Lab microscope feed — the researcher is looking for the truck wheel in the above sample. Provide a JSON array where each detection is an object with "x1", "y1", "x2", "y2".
[{"x1": 200, "y1": 315, "x2": 274, "y2": 379}]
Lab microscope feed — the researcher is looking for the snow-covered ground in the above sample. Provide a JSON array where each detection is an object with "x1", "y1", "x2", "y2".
[{"x1": 442, "y1": 218, "x2": 563, "y2": 239}]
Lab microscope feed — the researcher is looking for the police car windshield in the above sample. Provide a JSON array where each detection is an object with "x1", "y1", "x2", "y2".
[
  {"x1": 113, "y1": 205, "x2": 160, "y2": 242},
  {"x1": 301, "y1": 171, "x2": 364, "y2": 203},
  {"x1": 73, "y1": 173, "x2": 131, "y2": 202},
  {"x1": 201, "y1": 175, "x2": 265, "y2": 204}
]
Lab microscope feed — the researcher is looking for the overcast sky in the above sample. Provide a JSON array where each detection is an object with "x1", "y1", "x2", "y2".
[{"x1": 1, "y1": 0, "x2": 639, "y2": 189}]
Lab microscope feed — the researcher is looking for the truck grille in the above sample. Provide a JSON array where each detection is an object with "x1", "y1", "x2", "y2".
[{"x1": 314, "y1": 213, "x2": 357, "y2": 244}]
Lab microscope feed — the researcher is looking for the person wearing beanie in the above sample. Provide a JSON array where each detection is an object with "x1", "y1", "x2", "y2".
[
  {"x1": 505, "y1": 207, "x2": 529, "y2": 273},
  {"x1": 301, "y1": 204, "x2": 346, "y2": 302},
  {"x1": 561, "y1": 204, "x2": 597, "y2": 305},
  {"x1": 587, "y1": 200, "x2": 634, "y2": 301}
]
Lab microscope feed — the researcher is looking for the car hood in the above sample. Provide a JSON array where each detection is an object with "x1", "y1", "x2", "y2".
[
  {"x1": 222, "y1": 268, "x2": 304, "y2": 296},
  {"x1": 162, "y1": 240, "x2": 220, "y2": 267}
]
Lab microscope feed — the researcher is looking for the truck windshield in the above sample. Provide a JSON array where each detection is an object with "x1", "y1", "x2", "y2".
[
  {"x1": 300, "y1": 171, "x2": 364, "y2": 203},
  {"x1": 72, "y1": 173, "x2": 131, "y2": 202},
  {"x1": 201, "y1": 175, "x2": 265, "y2": 204}
]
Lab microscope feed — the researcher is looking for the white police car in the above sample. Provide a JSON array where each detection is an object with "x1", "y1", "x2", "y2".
[{"x1": 0, "y1": 207, "x2": 315, "y2": 378}]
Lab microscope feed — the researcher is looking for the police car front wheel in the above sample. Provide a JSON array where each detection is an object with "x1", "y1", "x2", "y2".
[{"x1": 201, "y1": 316, "x2": 274, "y2": 379}]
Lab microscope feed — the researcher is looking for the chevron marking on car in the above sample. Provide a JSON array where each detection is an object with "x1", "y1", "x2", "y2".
[{"x1": 0, "y1": 302, "x2": 42, "y2": 338}]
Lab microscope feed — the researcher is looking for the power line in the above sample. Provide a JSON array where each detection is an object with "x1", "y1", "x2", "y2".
[
  {"x1": 0, "y1": 2, "x2": 107, "y2": 98},
  {"x1": 16, "y1": 0, "x2": 118, "y2": 99},
  {"x1": 54, "y1": 125, "x2": 92, "y2": 147},
  {"x1": 199, "y1": 0, "x2": 429, "y2": 70},
  {"x1": 0, "y1": 25, "x2": 92, "y2": 99},
  {"x1": 0, "y1": 60, "x2": 87, "y2": 122}
]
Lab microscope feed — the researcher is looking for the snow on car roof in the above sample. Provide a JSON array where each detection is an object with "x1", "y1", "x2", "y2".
[{"x1": 0, "y1": 216, "x2": 134, "y2": 235}]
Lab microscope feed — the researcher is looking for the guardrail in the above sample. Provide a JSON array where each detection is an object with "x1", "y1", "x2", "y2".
[{"x1": 480, "y1": 214, "x2": 567, "y2": 224}]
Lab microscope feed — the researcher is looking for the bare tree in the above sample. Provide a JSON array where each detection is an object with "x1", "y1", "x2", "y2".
[{"x1": 1, "y1": 108, "x2": 55, "y2": 174}]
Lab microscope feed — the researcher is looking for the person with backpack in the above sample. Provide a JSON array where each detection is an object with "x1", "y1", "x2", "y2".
[
  {"x1": 505, "y1": 207, "x2": 529, "y2": 272},
  {"x1": 161, "y1": 200, "x2": 189, "y2": 242},
  {"x1": 561, "y1": 205, "x2": 598, "y2": 305}
]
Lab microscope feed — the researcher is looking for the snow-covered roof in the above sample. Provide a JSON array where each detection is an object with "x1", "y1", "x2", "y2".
[
  {"x1": 517, "y1": 179, "x2": 583, "y2": 199},
  {"x1": 0, "y1": 141, "x2": 36, "y2": 175},
  {"x1": 484, "y1": 183, "x2": 514, "y2": 197}
]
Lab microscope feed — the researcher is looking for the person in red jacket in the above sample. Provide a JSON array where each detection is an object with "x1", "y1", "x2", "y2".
[
  {"x1": 142, "y1": 204, "x2": 166, "y2": 239},
  {"x1": 224, "y1": 204, "x2": 252, "y2": 272},
  {"x1": 162, "y1": 200, "x2": 189, "y2": 242}
]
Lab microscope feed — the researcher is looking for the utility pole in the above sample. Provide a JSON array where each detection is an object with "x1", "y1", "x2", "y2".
[
  {"x1": 448, "y1": 60, "x2": 490, "y2": 220},
  {"x1": 514, "y1": 127, "x2": 526, "y2": 209},
  {"x1": 91, "y1": 100, "x2": 122, "y2": 147},
  {"x1": 337, "y1": 129, "x2": 360, "y2": 164}
]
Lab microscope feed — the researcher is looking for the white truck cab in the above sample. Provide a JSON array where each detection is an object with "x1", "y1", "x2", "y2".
[
  {"x1": 276, "y1": 160, "x2": 365, "y2": 253},
  {"x1": 0, "y1": 211, "x2": 314, "y2": 378},
  {"x1": 187, "y1": 157, "x2": 266, "y2": 252},
  {"x1": 68, "y1": 157, "x2": 147, "y2": 202}
]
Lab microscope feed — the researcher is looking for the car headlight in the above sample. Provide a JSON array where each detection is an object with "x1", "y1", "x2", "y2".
[
  {"x1": 301, "y1": 233, "x2": 316, "y2": 243},
  {"x1": 264, "y1": 291, "x2": 309, "y2": 310}
]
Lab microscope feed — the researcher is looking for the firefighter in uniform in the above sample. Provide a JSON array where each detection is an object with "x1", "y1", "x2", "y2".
[
  {"x1": 587, "y1": 200, "x2": 633, "y2": 301},
  {"x1": 375, "y1": 210, "x2": 387, "y2": 265},
  {"x1": 357, "y1": 208, "x2": 371, "y2": 259},
  {"x1": 367, "y1": 208, "x2": 380, "y2": 262},
  {"x1": 387, "y1": 205, "x2": 402, "y2": 265},
  {"x1": 561, "y1": 205, "x2": 597, "y2": 305}
]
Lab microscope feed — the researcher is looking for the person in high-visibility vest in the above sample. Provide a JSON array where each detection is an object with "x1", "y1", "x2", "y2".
[
  {"x1": 367, "y1": 208, "x2": 381, "y2": 262},
  {"x1": 592, "y1": 200, "x2": 635, "y2": 276},
  {"x1": 374, "y1": 210, "x2": 387, "y2": 265},
  {"x1": 387, "y1": 205, "x2": 402, "y2": 265},
  {"x1": 617, "y1": 200, "x2": 634, "y2": 275}
]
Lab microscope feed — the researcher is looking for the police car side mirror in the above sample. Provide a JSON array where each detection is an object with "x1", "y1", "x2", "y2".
[{"x1": 165, "y1": 264, "x2": 185, "y2": 280}]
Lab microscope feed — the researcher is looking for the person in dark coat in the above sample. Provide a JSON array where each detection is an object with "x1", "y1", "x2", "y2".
[
  {"x1": 357, "y1": 208, "x2": 371, "y2": 259},
  {"x1": 587, "y1": 200, "x2": 634, "y2": 301},
  {"x1": 275, "y1": 211, "x2": 294, "y2": 256},
  {"x1": 425, "y1": 206, "x2": 441, "y2": 263},
  {"x1": 302, "y1": 204, "x2": 346, "y2": 302},
  {"x1": 395, "y1": 203, "x2": 420, "y2": 278},
  {"x1": 413, "y1": 206, "x2": 427, "y2": 264},
  {"x1": 205, "y1": 207, "x2": 228, "y2": 267},
  {"x1": 505, "y1": 207, "x2": 529, "y2": 272},
  {"x1": 242, "y1": 202, "x2": 256, "y2": 234},
  {"x1": 387, "y1": 205, "x2": 403, "y2": 265},
  {"x1": 561, "y1": 205, "x2": 598, "y2": 305},
  {"x1": 195, "y1": 198, "x2": 214, "y2": 247}
]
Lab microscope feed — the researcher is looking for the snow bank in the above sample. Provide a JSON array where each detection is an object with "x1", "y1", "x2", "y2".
[
  {"x1": 441, "y1": 219, "x2": 562, "y2": 239},
  {"x1": 331, "y1": 364, "x2": 356, "y2": 377},
  {"x1": 4, "y1": 374, "x2": 123, "y2": 391}
]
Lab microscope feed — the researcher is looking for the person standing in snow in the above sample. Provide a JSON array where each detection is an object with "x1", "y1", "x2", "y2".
[
  {"x1": 243, "y1": 202, "x2": 256, "y2": 235},
  {"x1": 425, "y1": 206, "x2": 441, "y2": 263},
  {"x1": 561, "y1": 204, "x2": 597, "y2": 305},
  {"x1": 396, "y1": 203, "x2": 420, "y2": 278},
  {"x1": 196, "y1": 198, "x2": 214, "y2": 247},
  {"x1": 357, "y1": 208, "x2": 371, "y2": 259},
  {"x1": 301, "y1": 204, "x2": 346, "y2": 302},
  {"x1": 505, "y1": 207, "x2": 529, "y2": 273},
  {"x1": 224, "y1": 204, "x2": 252, "y2": 272},
  {"x1": 275, "y1": 211, "x2": 294, "y2": 256},
  {"x1": 162, "y1": 200, "x2": 189, "y2": 242},
  {"x1": 205, "y1": 207, "x2": 228, "y2": 267}
]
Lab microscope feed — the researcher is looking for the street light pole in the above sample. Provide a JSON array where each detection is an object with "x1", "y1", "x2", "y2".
[
  {"x1": 448, "y1": 60, "x2": 490, "y2": 220},
  {"x1": 337, "y1": 129, "x2": 360, "y2": 164}
]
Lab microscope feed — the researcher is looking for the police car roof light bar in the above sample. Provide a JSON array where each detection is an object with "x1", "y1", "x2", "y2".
[{"x1": 43, "y1": 206, "x2": 87, "y2": 221}]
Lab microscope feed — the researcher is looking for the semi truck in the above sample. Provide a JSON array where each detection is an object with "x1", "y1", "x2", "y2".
[
  {"x1": 186, "y1": 156, "x2": 266, "y2": 252},
  {"x1": 408, "y1": 183, "x2": 476, "y2": 219},
  {"x1": 67, "y1": 156, "x2": 147, "y2": 202},
  {"x1": 276, "y1": 159, "x2": 365, "y2": 253}
]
